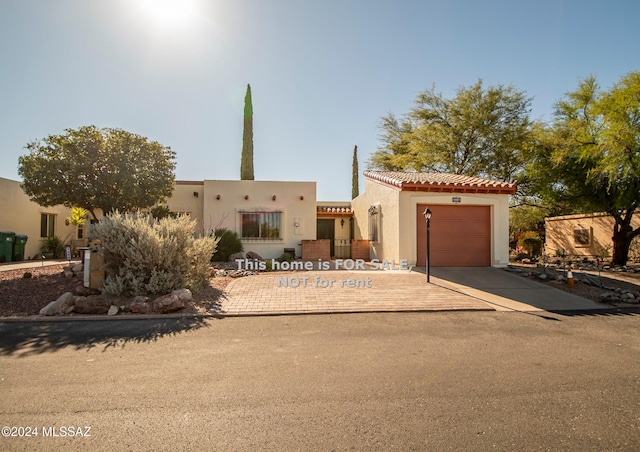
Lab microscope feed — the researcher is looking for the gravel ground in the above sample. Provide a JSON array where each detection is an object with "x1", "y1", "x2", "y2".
[
  {"x1": 1, "y1": 263, "x2": 638, "y2": 318},
  {"x1": 0, "y1": 264, "x2": 232, "y2": 318}
]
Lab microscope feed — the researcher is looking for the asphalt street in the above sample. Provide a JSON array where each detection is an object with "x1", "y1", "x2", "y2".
[{"x1": 1, "y1": 310, "x2": 639, "y2": 451}]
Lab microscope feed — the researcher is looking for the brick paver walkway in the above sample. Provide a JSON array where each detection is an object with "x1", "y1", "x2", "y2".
[{"x1": 220, "y1": 270, "x2": 494, "y2": 316}]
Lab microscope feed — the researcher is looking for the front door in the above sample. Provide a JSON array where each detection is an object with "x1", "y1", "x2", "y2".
[{"x1": 317, "y1": 219, "x2": 335, "y2": 257}]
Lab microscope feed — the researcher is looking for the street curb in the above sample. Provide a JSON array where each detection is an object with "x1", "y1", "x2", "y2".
[
  {"x1": 0, "y1": 306, "x2": 494, "y2": 322},
  {"x1": 2, "y1": 306, "x2": 639, "y2": 323}
]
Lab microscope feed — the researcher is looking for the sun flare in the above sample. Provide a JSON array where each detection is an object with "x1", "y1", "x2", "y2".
[{"x1": 135, "y1": 0, "x2": 201, "y2": 30}]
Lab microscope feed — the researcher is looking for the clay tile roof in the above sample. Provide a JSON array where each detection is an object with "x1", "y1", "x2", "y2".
[
  {"x1": 363, "y1": 171, "x2": 517, "y2": 194},
  {"x1": 316, "y1": 206, "x2": 353, "y2": 216}
]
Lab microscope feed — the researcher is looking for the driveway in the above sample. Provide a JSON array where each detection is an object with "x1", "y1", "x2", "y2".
[
  {"x1": 220, "y1": 267, "x2": 605, "y2": 316},
  {"x1": 431, "y1": 267, "x2": 604, "y2": 312}
]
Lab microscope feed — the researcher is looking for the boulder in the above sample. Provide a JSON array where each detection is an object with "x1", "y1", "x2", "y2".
[
  {"x1": 40, "y1": 292, "x2": 76, "y2": 316},
  {"x1": 246, "y1": 251, "x2": 263, "y2": 261},
  {"x1": 75, "y1": 285, "x2": 101, "y2": 296},
  {"x1": 171, "y1": 288, "x2": 193, "y2": 302},
  {"x1": 64, "y1": 271, "x2": 75, "y2": 278},
  {"x1": 229, "y1": 252, "x2": 244, "y2": 262},
  {"x1": 599, "y1": 292, "x2": 619, "y2": 302},
  {"x1": 151, "y1": 293, "x2": 185, "y2": 313},
  {"x1": 73, "y1": 296, "x2": 112, "y2": 314},
  {"x1": 107, "y1": 305, "x2": 120, "y2": 316},
  {"x1": 128, "y1": 296, "x2": 152, "y2": 314},
  {"x1": 72, "y1": 263, "x2": 84, "y2": 273},
  {"x1": 537, "y1": 273, "x2": 548, "y2": 280}
]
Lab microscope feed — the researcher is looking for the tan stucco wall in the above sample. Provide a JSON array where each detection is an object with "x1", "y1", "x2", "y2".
[
  {"x1": 198, "y1": 180, "x2": 317, "y2": 259},
  {"x1": 545, "y1": 212, "x2": 640, "y2": 259},
  {"x1": 352, "y1": 178, "x2": 512, "y2": 266},
  {"x1": 0, "y1": 177, "x2": 75, "y2": 260},
  {"x1": 165, "y1": 182, "x2": 205, "y2": 233}
]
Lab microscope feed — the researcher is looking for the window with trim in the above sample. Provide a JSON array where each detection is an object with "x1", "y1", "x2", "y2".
[
  {"x1": 240, "y1": 211, "x2": 282, "y2": 240},
  {"x1": 573, "y1": 228, "x2": 591, "y2": 246},
  {"x1": 40, "y1": 213, "x2": 56, "y2": 238},
  {"x1": 368, "y1": 205, "x2": 380, "y2": 243}
]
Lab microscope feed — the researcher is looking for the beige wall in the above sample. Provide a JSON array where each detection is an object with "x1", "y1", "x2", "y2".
[
  {"x1": 197, "y1": 180, "x2": 317, "y2": 259},
  {"x1": 0, "y1": 177, "x2": 75, "y2": 260},
  {"x1": 545, "y1": 212, "x2": 640, "y2": 259},
  {"x1": 165, "y1": 182, "x2": 205, "y2": 233},
  {"x1": 352, "y1": 178, "x2": 512, "y2": 266}
]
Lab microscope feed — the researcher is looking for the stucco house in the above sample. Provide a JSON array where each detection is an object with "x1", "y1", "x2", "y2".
[
  {"x1": 0, "y1": 177, "x2": 76, "y2": 261},
  {"x1": 351, "y1": 171, "x2": 517, "y2": 267},
  {"x1": 2, "y1": 171, "x2": 518, "y2": 267},
  {"x1": 545, "y1": 212, "x2": 640, "y2": 261},
  {"x1": 167, "y1": 179, "x2": 317, "y2": 259}
]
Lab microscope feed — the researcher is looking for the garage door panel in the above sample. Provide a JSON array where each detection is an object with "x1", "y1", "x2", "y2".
[{"x1": 417, "y1": 204, "x2": 491, "y2": 267}]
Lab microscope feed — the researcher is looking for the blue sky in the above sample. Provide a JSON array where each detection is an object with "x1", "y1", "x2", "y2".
[{"x1": 1, "y1": 0, "x2": 638, "y2": 200}]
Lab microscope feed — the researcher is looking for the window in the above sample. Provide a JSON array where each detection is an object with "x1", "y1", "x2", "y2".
[
  {"x1": 368, "y1": 205, "x2": 380, "y2": 243},
  {"x1": 240, "y1": 211, "x2": 282, "y2": 240},
  {"x1": 77, "y1": 224, "x2": 84, "y2": 239},
  {"x1": 40, "y1": 213, "x2": 56, "y2": 238},
  {"x1": 573, "y1": 228, "x2": 591, "y2": 246}
]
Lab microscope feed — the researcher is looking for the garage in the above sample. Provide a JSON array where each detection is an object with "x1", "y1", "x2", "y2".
[
  {"x1": 416, "y1": 204, "x2": 491, "y2": 267},
  {"x1": 351, "y1": 171, "x2": 515, "y2": 268}
]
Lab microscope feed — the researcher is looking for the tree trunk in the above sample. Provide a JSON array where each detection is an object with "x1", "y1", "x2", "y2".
[{"x1": 611, "y1": 222, "x2": 632, "y2": 266}]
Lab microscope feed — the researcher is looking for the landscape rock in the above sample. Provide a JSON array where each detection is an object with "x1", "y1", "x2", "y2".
[
  {"x1": 73, "y1": 296, "x2": 111, "y2": 314},
  {"x1": 75, "y1": 285, "x2": 101, "y2": 296},
  {"x1": 64, "y1": 271, "x2": 75, "y2": 278},
  {"x1": 229, "y1": 252, "x2": 244, "y2": 262},
  {"x1": 72, "y1": 263, "x2": 84, "y2": 273},
  {"x1": 107, "y1": 305, "x2": 119, "y2": 316},
  {"x1": 599, "y1": 292, "x2": 620, "y2": 302},
  {"x1": 246, "y1": 251, "x2": 263, "y2": 261},
  {"x1": 39, "y1": 292, "x2": 76, "y2": 316},
  {"x1": 151, "y1": 293, "x2": 185, "y2": 313},
  {"x1": 128, "y1": 296, "x2": 151, "y2": 314},
  {"x1": 537, "y1": 273, "x2": 548, "y2": 280},
  {"x1": 171, "y1": 288, "x2": 193, "y2": 302}
]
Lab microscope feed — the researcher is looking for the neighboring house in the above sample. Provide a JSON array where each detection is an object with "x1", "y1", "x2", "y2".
[
  {"x1": 545, "y1": 212, "x2": 640, "y2": 260},
  {"x1": 167, "y1": 179, "x2": 317, "y2": 259},
  {"x1": 351, "y1": 171, "x2": 517, "y2": 267},
  {"x1": 0, "y1": 177, "x2": 76, "y2": 261}
]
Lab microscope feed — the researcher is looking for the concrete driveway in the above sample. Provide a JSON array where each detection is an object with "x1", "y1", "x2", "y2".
[{"x1": 431, "y1": 267, "x2": 604, "y2": 312}]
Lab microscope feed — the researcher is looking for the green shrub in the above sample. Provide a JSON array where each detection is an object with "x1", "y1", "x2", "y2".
[
  {"x1": 517, "y1": 231, "x2": 543, "y2": 257},
  {"x1": 40, "y1": 236, "x2": 65, "y2": 258},
  {"x1": 89, "y1": 212, "x2": 219, "y2": 296},
  {"x1": 211, "y1": 228, "x2": 243, "y2": 262},
  {"x1": 277, "y1": 252, "x2": 293, "y2": 263}
]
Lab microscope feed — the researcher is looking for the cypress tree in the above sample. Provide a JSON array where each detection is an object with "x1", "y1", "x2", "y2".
[
  {"x1": 240, "y1": 84, "x2": 254, "y2": 180},
  {"x1": 352, "y1": 145, "x2": 359, "y2": 199}
]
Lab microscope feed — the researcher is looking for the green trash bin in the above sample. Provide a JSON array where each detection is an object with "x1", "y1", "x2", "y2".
[
  {"x1": 13, "y1": 234, "x2": 28, "y2": 262},
  {"x1": 0, "y1": 231, "x2": 16, "y2": 263}
]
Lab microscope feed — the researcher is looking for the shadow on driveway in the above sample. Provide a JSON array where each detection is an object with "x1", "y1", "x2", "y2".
[{"x1": 0, "y1": 317, "x2": 217, "y2": 357}]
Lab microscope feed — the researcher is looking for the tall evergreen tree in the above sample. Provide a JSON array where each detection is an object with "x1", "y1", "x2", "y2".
[
  {"x1": 240, "y1": 84, "x2": 254, "y2": 180},
  {"x1": 352, "y1": 145, "x2": 359, "y2": 199}
]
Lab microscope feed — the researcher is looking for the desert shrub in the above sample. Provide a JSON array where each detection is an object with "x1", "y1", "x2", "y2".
[
  {"x1": 211, "y1": 228, "x2": 243, "y2": 262},
  {"x1": 277, "y1": 252, "x2": 293, "y2": 263},
  {"x1": 40, "y1": 236, "x2": 65, "y2": 258},
  {"x1": 90, "y1": 212, "x2": 219, "y2": 296},
  {"x1": 517, "y1": 231, "x2": 542, "y2": 257}
]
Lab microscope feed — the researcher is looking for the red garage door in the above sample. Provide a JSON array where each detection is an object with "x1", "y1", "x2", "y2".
[{"x1": 416, "y1": 204, "x2": 491, "y2": 267}]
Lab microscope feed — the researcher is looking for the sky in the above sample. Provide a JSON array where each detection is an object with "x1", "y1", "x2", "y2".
[{"x1": 1, "y1": 0, "x2": 638, "y2": 201}]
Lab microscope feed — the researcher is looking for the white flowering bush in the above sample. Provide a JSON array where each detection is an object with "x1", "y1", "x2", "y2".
[{"x1": 90, "y1": 212, "x2": 219, "y2": 296}]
